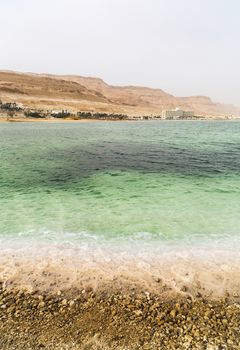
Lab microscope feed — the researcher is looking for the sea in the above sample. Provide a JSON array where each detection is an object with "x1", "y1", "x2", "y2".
[{"x1": 0, "y1": 120, "x2": 240, "y2": 297}]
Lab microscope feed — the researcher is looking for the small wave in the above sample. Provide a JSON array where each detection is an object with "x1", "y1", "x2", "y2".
[{"x1": 1, "y1": 232, "x2": 240, "y2": 299}]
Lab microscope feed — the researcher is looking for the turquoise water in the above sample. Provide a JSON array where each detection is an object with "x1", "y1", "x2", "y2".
[{"x1": 0, "y1": 120, "x2": 240, "y2": 242}]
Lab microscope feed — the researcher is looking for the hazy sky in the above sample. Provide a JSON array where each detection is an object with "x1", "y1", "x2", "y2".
[{"x1": 0, "y1": 0, "x2": 239, "y2": 105}]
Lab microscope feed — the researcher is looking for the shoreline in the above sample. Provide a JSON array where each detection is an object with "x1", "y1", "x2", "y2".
[
  {"x1": 1, "y1": 237, "x2": 240, "y2": 301},
  {"x1": 0, "y1": 117, "x2": 106, "y2": 123},
  {"x1": 1, "y1": 238, "x2": 240, "y2": 348},
  {"x1": 1, "y1": 285, "x2": 239, "y2": 349},
  {"x1": 0, "y1": 116, "x2": 238, "y2": 123}
]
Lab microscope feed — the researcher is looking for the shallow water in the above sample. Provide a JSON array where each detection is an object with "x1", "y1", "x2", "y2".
[
  {"x1": 1, "y1": 120, "x2": 240, "y2": 240},
  {"x1": 0, "y1": 120, "x2": 240, "y2": 295}
]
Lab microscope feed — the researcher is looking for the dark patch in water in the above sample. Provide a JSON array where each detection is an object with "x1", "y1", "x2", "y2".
[{"x1": 0, "y1": 121, "x2": 240, "y2": 192}]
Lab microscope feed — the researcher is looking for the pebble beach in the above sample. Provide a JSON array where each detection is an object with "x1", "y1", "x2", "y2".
[{"x1": 1, "y1": 283, "x2": 240, "y2": 350}]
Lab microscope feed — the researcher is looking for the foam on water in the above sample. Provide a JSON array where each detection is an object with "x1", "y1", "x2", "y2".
[{"x1": 1, "y1": 231, "x2": 240, "y2": 299}]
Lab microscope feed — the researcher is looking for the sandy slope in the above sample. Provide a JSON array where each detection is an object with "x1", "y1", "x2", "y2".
[{"x1": 0, "y1": 70, "x2": 239, "y2": 117}]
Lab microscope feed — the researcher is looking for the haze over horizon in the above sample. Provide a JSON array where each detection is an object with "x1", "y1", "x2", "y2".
[{"x1": 0, "y1": 0, "x2": 239, "y2": 106}]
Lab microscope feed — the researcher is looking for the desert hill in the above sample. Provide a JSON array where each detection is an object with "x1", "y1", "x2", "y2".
[{"x1": 0, "y1": 70, "x2": 239, "y2": 117}]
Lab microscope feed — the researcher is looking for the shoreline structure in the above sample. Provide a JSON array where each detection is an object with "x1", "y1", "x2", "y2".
[
  {"x1": 0, "y1": 111, "x2": 238, "y2": 123},
  {"x1": 0, "y1": 105, "x2": 238, "y2": 122},
  {"x1": 0, "y1": 99, "x2": 239, "y2": 123}
]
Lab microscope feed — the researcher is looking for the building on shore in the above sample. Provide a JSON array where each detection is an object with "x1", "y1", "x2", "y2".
[
  {"x1": 0, "y1": 101, "x2": 23, "y2": 111},
  {"x1": 161, "y1": 108, "x2": 194, "y2": 119}
]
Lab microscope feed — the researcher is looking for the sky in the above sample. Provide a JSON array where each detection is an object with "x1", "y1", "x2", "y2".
[{"x1": 0, "y1": 0, "x2": 239, "y2": 105}]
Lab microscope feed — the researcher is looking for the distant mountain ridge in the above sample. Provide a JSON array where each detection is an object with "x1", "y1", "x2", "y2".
[{"x1": 0, "y1": 70, "x2": 239, "y2": 117}]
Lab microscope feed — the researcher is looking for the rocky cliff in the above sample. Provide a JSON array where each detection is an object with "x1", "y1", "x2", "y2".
[{"x1": 0, "y1": 70, "x2": 239, "y2": 117}]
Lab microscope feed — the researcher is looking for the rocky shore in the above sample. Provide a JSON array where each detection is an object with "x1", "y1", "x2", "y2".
[{"x1": 1, "y1": 284, "x2": 240, "y2": 350}]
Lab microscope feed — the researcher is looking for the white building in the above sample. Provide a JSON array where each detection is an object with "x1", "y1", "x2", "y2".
[{"x1": 161, "y1": 108, "x2": 194, "y2": 119}]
